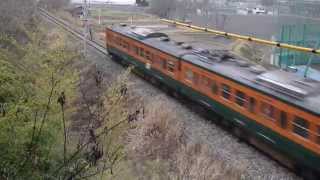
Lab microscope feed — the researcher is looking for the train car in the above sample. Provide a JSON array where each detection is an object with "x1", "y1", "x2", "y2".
[{"x1": 105, "y1": 24, "x2": 320, "y2": 179}]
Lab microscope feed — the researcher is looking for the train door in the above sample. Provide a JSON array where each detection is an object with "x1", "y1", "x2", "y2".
[{"x1": 144, "y1": 49, "x2": 153, "y2": 70}]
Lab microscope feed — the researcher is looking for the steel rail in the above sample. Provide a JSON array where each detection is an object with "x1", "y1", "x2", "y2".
[
  {"x1": 161, "y1": 19, "x2": 320, "y2": 55},
  {"x1": 38, "y1": 8, "x2": 108, "y2": 55}
]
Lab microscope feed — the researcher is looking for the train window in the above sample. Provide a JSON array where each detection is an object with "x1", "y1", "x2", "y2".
[
  {"x1": 139, "y1": 48, "x2": 145, "y2": 57},
  {"x1": 160, "y1": 58, "x2": 167, "y2": 69},
  {"x1": 248, "y1": 97, "x2": 255, "y2": 113},
  {"x1": 221, "y1": 84, "x2": 231, "y2": 100},
  {"x1": 149, "y1": 53, "x2": 154, "y2": 62},
  {"x1": 122, "y1": 41, "x2": 129, "y2": 49},
  {"x1": 132, "y1": 46, "x2": 139, "y2": 55},
  {"x1": 261, "y1": 102, "x2": 275, "y2": 119},
  {"x1": 317, "y1": 126, "x2": 320, "y2": 144},
  {"x1": 280, "y1": 111, "x2": 287, "y2": 129},
  {"x1": 292, "y1": 116, "x2": 309, "y2": 139},
  {"x1": 185, "y1": 69, "x2": 194, "y2": 82},
  {"x1": 235, "y1": 91, "x2": 246, "y2": 107},
  {"x1": 193, "y1": 73, "x2": 199, "y2": 84},
  {"x1": 202, "y1": 76, "x2": 211, "y2": 87},
  {"x1": 211, "y1": 81, "x2": 218, "y2": 94},
  {"x1": 167, "y1": 61, "x2": 175, "y2": 73},
  {"x1": 146, "y1": 51, "x2": 151, "y2": 60}
]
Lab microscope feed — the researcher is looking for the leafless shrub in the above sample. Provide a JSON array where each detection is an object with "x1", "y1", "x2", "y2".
[
  {"x1": 61, "y1": 65, "x2": 142, "y2": 179},
  {"x1": 0, "y1": 0, "x2": 37, "y2": 39},
  {"x1": 126, "y1": 99, "x2": 186, "y2": 161},
  {"x1": 39, "y1": 0, "x2": 70, "y2": 10},
  {"x1": 126, "y1": 99, "x2": 247, "y2": 179},
  {"x1": 175, "y1": 143, "x2": 246, "y2": 180}
]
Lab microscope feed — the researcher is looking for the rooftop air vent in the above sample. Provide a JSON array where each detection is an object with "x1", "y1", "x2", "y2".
[
  {"x1": 120, "y1": 23, "x2": 127, "y2": 27},
  {"x1": 255, "y1": 70, "x2": 318, "y2": 99},
  {"x1": 182, "y1": 43, "x2": 192, "y2": 50},
  {"x1": 221, "y1": 54, "x2": 233, "y2": 61},
  {"x1": 200, "y1": 49, "x2": 210, "y2": 54},
  {"x1": 236, "y1": 60, "x2": 250, "y2": 67},
  {"x1": 249, "y1": 65, "x2": 266, "y2": 74},
  {"x1": 287, "y1": 66, "x2": 298, "y2": 73},
  {"x1": 175, "y1": 41, "x2": 184, "y2": 46},
  {"x1": 160, "y1": 37, "x2": 170, "y2": 42}
]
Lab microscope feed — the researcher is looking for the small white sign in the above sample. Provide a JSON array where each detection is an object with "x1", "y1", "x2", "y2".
[{"x1": 146, "y1": 63, "x2": 151, "y2": 69}]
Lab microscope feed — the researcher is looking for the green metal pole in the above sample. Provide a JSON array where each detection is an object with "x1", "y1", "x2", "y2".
[
  {"x1": 304, "y1": 41, "x2": 320, "y2": 78},
  {"x1": 279, "y1": 25, "x2": 284, "y2": 68},
  {"x1": 302, "y1": 24, "x2": 307, "y2": 65}
]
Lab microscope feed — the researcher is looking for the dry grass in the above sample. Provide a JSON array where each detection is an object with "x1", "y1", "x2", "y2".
[
  {"x1": 126, "y1": 100, "x2": 186, "y2": 161},
  {"x1": 176, "y1": 143, "x2": 246, "y2": 180},
  {"x1": 231, "y1": 40, "x2": 264, "y2": 64},
  {"x1": 124, "y1": 99, "x2": 247, "y2": 180}
]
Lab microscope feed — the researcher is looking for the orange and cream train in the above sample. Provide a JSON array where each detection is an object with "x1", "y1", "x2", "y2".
[{"x1": 106, "y1": 24, "x2": 320, "y2": 179}]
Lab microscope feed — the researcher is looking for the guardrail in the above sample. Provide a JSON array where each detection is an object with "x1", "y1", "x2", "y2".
[{"x1": 161, "y1": 19, "x2": 320, "y2": 55}]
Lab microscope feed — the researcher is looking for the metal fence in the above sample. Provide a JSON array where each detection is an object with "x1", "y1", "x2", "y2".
[{"x1": 276, "y1": 23, "x2": 320, "y2": 67}]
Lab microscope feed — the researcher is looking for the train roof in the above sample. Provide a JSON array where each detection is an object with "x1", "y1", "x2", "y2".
[{"x1": 109, "y1": 25, "x2": 320, "y2": 116}]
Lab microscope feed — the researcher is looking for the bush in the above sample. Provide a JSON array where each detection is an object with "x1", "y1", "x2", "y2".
[
  {"x1": 0, "y1": 0, "x2": 37, "y2": 40},
  {"x1": 126, "y1": 100, "x2": 186, "y2": 162},
  {"x1": 125, "y1": 99, "x2": 246, "y2": 179},
  {"x1": 0, "y1": 26, "x2": 79, "y2": 179},
  {"x1": 39, "y1": 0, "x2": 71, "y2": 10},
  {"x1": 176, "y1": 143, "x2": 246, "y2": 180}
]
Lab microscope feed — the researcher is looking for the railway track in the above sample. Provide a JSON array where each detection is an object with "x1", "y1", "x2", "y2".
[
  {"x1": 38, "y1": 8, "x2": 107, "y2": 55},
  {"x1": 39, "y1": 8, "x2": 301, "y2": 180}
]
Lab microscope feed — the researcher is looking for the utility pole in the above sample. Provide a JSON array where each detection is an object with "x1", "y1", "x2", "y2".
[
  {"x1": 83, "y1": 0, "x2": 89, "y2": 58},
  {"x1": 99, "y1": 9, "x2": 101, "y2": 25}
]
